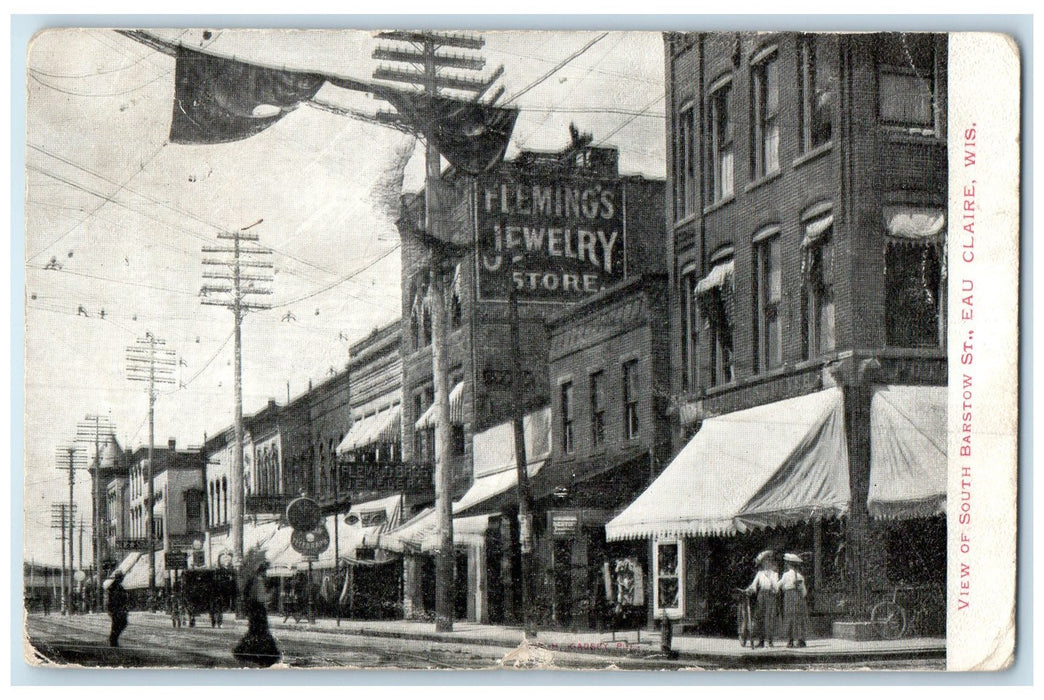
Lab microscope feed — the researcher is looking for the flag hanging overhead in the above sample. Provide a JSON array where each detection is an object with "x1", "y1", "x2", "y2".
[
  {"x1": 170, "y1": 45, "x2": 326, "y2": 144},
  {"x1": 382, "y1": 92, "x2": 519, "y2": 174},
  {"x1": 162, "y1": 39, "x2": 517, "y2": 172}
]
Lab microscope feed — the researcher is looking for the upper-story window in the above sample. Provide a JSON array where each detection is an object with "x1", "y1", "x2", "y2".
[
  {"x1": 802, "y1": 213, "x2": 837, "y2": 358},
  {"x1": 884, "y1": 205, "x2": 946, "y2": 348},
  {"x1": 696, "y1": 251, "x2": 735, "y2": 386},
  {"x1": 877, "y1": 34, "x2": 942, "y2": 135},
  {"x1": 799, "y1": 34, "x2": 837, "y2": 152},
  {"x1": 622, "y1": 360, "x2": 640, "y2": 440},
  {"x1": 590, "y1": 370, "x2": 606, "y2": 448},
  {"x1": 751, "y1": 49, "x2": 780, "y2": 178},
  {"x1": 681, "y1": 265, "x2": 700, "y2": 392},
  {"x1": 706, "y1": 81, "x2": 734, "y2": 203},
  {"x1": 561, "y1": 381, "x2": 575, "y2": 454},
  {"x1": 754, "y1": 229, "x2": 783, "y2": 371},
  {"x1": 675, "y1": 103, "x2": 697, "y2": 219}
]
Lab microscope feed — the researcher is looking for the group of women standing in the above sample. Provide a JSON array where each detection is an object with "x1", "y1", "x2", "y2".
[{"x1": 744, "y1": 550, "x2": 810, "y2": 648}]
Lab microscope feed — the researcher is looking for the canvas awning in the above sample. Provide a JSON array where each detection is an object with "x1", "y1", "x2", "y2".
[
  {"x1": 694, "y1": 259, "x2": 735, "y2": 296},
  {"x1": 801, "y1": 213, "x2": 834, "y2": 248},
  {"x1": 415, "y1": 382, "x2": 465, "y2": 430},
  {"x1": 122, "y1": 551, "x2": 166, "y2": 590},
  {"x1": 883, "y1": 206, "x2": 946, "y2": 244},
  {"x1": 377, "y1": 509, "x2": 492, "y2": 554},
  {"x1": 336, "y1": 405, "x2": 401, "y2": 455},
  {"x1": 606, "y1": 388, "x2": 850, "y2": 541},
  {"x1": 316, "y1": 495, "x2": 403, "y2": 567},
  {"x1": 868, "y1": 385, "x2": 947, "y2": 519},
  {"x1": 104, "y1": 552, "x2": 141, "y2": 589},
  {"x1": 472, "y1": 407, "x2": 551, "y2": 478}
]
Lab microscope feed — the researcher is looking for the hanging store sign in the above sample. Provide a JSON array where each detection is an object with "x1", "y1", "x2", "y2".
[
  {"x1": 165, "y1": 552, "x2": 189, "y2": 570},
  {"x1": 475, "y1": 175, "x2": 625, "y2": 302},
  {"x1": 286, "y1": 496, "x2": 322, "y2": 531},
  {"x1": 339, "y1": 460, "x2": 434, "y2": 495},
  {"x1": 291, "y1": 525, "x2": 331, "y2": 557}
]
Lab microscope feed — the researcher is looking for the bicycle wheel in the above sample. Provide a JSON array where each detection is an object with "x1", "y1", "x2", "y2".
[{"x1": 870, "y1": 600, "x2": 907, "y2": 640}]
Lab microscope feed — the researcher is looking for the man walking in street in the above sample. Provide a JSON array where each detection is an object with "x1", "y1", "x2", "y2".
[{"x1": 106, "y1": 571, "x2": 129, "y2": 648}]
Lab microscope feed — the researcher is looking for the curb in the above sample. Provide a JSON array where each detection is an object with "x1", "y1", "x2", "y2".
[{"x1": 265, "y1": 617, "x2": 946, "y2": 666}]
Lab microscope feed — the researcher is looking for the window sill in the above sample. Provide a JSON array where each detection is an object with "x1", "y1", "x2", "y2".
[
  {"x1": 744, "y1": 169, "x2": 782, "y2": 193},
  {"x1": 702, "y1": 195, "x2": 735, "y2": 216},
  {"x1": 673, "y1": 212, "x2": 699, "y2": 228},
  {"x1": 879, "y1": 126, "x2": 945, "y2": 145},
  {"x1": 792, "y1": 142, "x2": 833, "y2": 169}
]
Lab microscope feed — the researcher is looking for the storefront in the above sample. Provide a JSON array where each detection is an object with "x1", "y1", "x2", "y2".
[
  {"x1": 606, "y1": 388, "x2": 852, "y2": 632},
  {"x1": 866, "y1": 385, "x2": 947, "y2": 636}
]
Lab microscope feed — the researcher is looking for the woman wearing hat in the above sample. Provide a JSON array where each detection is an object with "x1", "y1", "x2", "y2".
[
  {"x1": 745, "y1": 550, "x2": 780, "y2": 648},
  {"x1": 780, "y1": 553, "x2": 809, "y2": 648}
]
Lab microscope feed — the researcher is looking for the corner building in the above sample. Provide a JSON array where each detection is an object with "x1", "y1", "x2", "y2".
[{"x1": 608, "y1": 32, "x2": 947, "y2": 638}]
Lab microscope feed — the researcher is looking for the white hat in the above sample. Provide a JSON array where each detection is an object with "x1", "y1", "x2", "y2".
[
  {"x1": 784, "y1": 553, "x2": 803, "y2": 564},
  {"x1": 755, "y1": 550, "x2": 774, "y2": 565}
]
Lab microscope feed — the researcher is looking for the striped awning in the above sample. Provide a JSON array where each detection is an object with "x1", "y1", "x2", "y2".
[
  {"x1": 415, "y1": 382, "x2": 465, "y2": 430},
  {"x1": 336, "y1": 405, "x2": 401, "y2": 455}
]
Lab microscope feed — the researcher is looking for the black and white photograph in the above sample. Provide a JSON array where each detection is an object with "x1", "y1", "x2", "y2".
[{"x1": 18, "y1": 26, "x2": 1019, "y2": 673}]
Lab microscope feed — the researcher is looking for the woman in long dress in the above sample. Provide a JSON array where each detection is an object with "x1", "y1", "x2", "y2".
[
  {"x1": 232, "y1": 548, "x2": 281, "y2": 667},
  {"x1": 780, "y1": 553, "x2": 809, "y2": 647},
  {"x1": 745, "y1": 550, "x2": 780, "y2": 648}
]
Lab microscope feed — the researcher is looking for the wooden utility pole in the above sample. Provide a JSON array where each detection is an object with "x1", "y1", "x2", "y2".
[
  {"x1": 77, "y1": 414, "x2": 114, "y2": 610},
  {"x1": 508, "y1": 287, "x2": 537, "y2": 637},
  {"x1": 201, "y1": 220, "x2": 272, "y2": 585},
  {"x1": 126, "y1": 333, "x2": 176, "y2": 601},
  {"x1": 50, "y1": 502, "x2": 75, "y2": 614},
  {"x1": 54, "y1": 445, "x2": 85, "y2": 614},
  {"x1": 373, "y1": 30, "x2": 500, "y2": 633}
]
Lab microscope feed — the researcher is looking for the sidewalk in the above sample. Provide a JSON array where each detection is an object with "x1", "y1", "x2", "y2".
[{"x1": 265, "y1": 614, "x2": 946, "y2": 667}]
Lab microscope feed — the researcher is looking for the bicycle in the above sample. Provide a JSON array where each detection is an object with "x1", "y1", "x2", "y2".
[{"x1": 870, "y1": 584, "x2": 945, "y2": 640}]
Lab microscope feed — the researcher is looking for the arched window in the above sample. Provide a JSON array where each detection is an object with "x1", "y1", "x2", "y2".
[{"x1": 221, "y1": 477, "x2": 228, "y2": 525}]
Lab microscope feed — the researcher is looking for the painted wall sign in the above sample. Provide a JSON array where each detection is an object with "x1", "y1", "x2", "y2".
[{"x1": 475, "y1": 175, "x2": 625, "y2": 302}]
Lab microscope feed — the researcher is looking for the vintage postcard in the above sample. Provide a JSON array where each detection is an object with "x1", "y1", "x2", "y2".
[{"x1": 20, "y1": 27, "x2": 1019, "y2": 673}]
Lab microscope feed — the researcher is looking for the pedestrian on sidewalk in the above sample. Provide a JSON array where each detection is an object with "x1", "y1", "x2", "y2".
[
  {"x1": 232, "y1": 547, "x2": 280, "y2": 668},
  {"x1": 106, "y1": 571, "x2": 129, "y2": 648},
  {"x1": 780, "y1": 553, "x2": 809, "y2": 648},
  {"x1": 745, "y1": 550, "x2": 780, "y2": 648}
]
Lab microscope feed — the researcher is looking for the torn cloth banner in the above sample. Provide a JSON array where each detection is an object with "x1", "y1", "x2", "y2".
[
  {"x1": 168, "y1": 44, "x2": 518, "y2": 175},
  {"x1": 170, "y1": 45, "x2": 326, "y2": 144}
]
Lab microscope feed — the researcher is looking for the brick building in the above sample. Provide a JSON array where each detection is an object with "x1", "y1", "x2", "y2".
[
  {"x1": 533, "y1": 273, "x2": 670, "y2": 630},
  {"x1": 392, "y1": 136, "x2": 666, "y2": 623},
  {"x1": 608, "y1": 32, "x2": 947, "y2": 637}
]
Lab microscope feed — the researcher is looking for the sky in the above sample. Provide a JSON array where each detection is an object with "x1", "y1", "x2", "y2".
[{"x1": 21, "y1": 27, "x2": 666, "y2": 567}]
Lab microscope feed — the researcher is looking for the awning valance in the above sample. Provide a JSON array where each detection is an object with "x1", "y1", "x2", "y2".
[
  {"x1": 868, "y1": 385, "x2": 947, "y2": 520},
  {"x1": 883, "y1": 206, "x2": 946, "y2": 244},
  {"x1": 336, "y1": 405, "x2": 401, "y2": 455},
  {"x1": 606, "y1": 388, "x2": 850, "y2": 541},
  {"x1": 694, "y1": 259, "x2": 735, "y2": 296},
  {"x1": 415, "y1": 382, "x2": 465, "y2": 430},
  {"x1": 473, "y1": 407, "x2": 551, "y2": 478}
]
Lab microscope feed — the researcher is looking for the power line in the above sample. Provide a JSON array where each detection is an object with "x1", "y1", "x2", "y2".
[
  {"x1": 595, "y1": 90, "x2": 666, "y2": 148},
  {"x1": 505, "y1": 32, "x2": 609, "y2": 104},
  {"x1": 28, "y1": 67, "x2": 173, "y2": 98},
  {"x1": 25, "y1": 141, "x2": 169, "y2": 264},
  {"x1": 270, "y1": 243, "x2": 400, "y2": 309}
]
